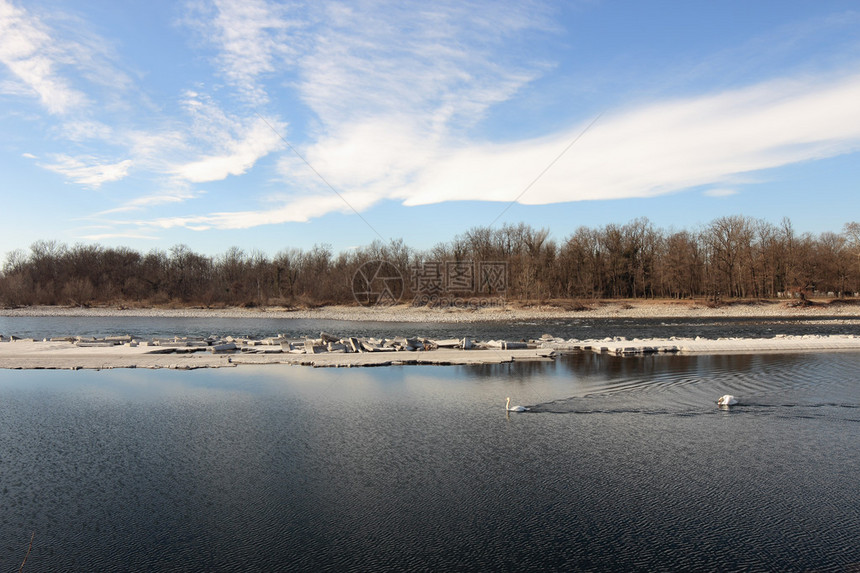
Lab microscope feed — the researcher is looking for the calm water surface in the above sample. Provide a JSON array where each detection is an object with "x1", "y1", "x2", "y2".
[{"x1": 2, "y1": 350, "x2": 860, "y2": 571}]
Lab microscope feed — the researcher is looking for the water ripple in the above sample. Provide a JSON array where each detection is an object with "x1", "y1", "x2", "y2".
[{"x1": 2, "y1": 353, "x2": 860, "y2": 571}]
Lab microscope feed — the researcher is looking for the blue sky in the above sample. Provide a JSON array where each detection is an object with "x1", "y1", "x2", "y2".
[{"x1": 1, "y1": 0, "x2": 859, "y2": 260}]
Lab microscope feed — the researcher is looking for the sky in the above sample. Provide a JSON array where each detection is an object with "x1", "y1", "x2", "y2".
[{"x1": 1, "y1": 0, "x2": 859, "y2": 261}]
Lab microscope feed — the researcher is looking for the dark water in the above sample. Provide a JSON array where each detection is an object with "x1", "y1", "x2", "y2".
[
  {"x1": 1, "y1": 314, "x2": 858, "y2": 340},
  {"x1": 2, "y1": 352, "x2": 860, "y2": 572}
]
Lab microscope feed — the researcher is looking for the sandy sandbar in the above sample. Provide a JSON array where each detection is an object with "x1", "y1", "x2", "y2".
[
  {"x1": 1, "y1": 301, "x2": 858, "y2": 370},
  {"x1": 1, "y1": 334, "x2": 858, "y2": 371},
  {"x1": 0, "y1": 339, "x2": 557, "y2": 370}
]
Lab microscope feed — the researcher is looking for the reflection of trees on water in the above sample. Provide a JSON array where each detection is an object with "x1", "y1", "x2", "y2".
[
  {"x1": 458, "y1": 351, "x2": 810, "y2": 385},
  {"x1": 455, "y1": 359, "x2": 558, "y2": 383}
]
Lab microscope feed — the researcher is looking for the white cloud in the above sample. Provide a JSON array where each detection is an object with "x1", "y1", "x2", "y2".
[
  {"x1": 59, "y1": 119, "x2": 114, "y2": 142},
  {"x1": 298, "y1": 1, "x2": 545, "y2": 134},
  {"x1": 97, "y1": 187, "x2": 204, "y2": 215},
  {"x1": 77, "y1": 232, "x2": 159, "y2": 241},
  {"x1": 188, "y1": 0, "x2": 547, "y2": 131},
  {"x1": 401, "y1": 72, "x2": 860, "y2": 206},
  {"x1": 187, "y1": 0, "x2": 299, "y2": 105},
  {"x1": 42, "y1": 154, "x2": 132, "y2": 188},
  {"x1": 109, "y1": 2, "x2": 859, "y2": 234},
  {"x1": 703, "y1": 188, "x2": 739, "y2": 197},
  {"x1": 132, "y1": 0, "x2": 551, "y2": 232},
  {"x1": 22, "y1": 1, "x2": 857, "y2": 240},
  {"x1": 0, "y1": 76, "x2": 33, "y2": 97},
  {"x1": 123, "y1": 129, "x2": 188, "y2": 170},
  {"x1": 170, "y1": 93, "x2": 285, "y2": 182},
  {"x1": 136, "y1": 190, "x2": 380, "y2": 231},
  {"x1": 154, "y1": 69, "x2": 860, "y2": 231},
  {"x1": 0, "y1": 0, "x2": 86, "y2": 113}
]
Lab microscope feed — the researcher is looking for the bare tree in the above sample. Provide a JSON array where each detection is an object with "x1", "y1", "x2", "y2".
[
  {"x1": 2, "y1": 216, "x2": 859, "y2": 307},
  {"x1": 273, "y1": 248, "x2": 302, "y2": 300},
  {"x1": 661, "y1": 230, "x2": 701, "y2": 299},
  {"x1": 844, "y1": 222, "x2": 860, "y2": 293},
  {"x1": 705, "y1": 216, "x2": 757, "y2": 298},
  {"x1": 817, "y1": 232, "x2": 851, "y2": 296}
]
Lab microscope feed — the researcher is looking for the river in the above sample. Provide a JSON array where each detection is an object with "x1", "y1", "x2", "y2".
[
  {"x1": 2, "y1": 331, "x2": 859, "y2": 570},
  {"x1": 1, "y1": 314, "x2": 858, "y2": 341}
]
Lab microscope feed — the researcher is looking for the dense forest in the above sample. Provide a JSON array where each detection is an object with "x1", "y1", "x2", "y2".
[{"x1": 1, "y1": 216, "x2": 858, "y2": 308}]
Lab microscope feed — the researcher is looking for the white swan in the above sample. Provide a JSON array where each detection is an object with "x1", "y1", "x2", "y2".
[
  {"x1": 506, "y1": 397, "x2": 529, "y2": 412},
  {"x1": 716, "y1": 394, "x2": 738, "y2": 406}
]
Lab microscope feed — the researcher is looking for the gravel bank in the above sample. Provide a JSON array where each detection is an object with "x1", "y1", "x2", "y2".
[{"x1": 2, "y1": 300, "x2": 860, "y2": 322}]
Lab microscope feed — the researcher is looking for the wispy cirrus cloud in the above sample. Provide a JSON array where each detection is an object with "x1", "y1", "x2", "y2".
[
  {"x1": 136, "y1": 192, "x2": 369, "y2": 231},
  {"x1": 219, "y1": 0, "x2": 860, "y2": 230},
  {"x1": 0, "y1": 0, "x2": 134, "y2": 113},
  {"x1": 146, "y1": 0, "x2": 552, "y2": 232},
  {"x1": 0, "y1": 0, "x2": 141, "y2": 192},
  {"x1": 2, "y1": 0, "x2": 286, "y2": 206},
  {"x1": 0, "y1": 0, "x2": 85, "y2": 113},
  {"x1": 8, "y1": 0, "x2": 860, "y2": 247},
  {"x1": 96, "y1": 187, "x2": 204, "y2": 215},
  {"x1": 169, "y1": 90, "x2": 285, "y2": 183},
  {"x1": 401, "y1": 72, "x2": 860, "y2": 206},
  {"x1": 159, "y1": 66, "x2": 860, "y2": 232},
  {"x1": 77, "y1": 231, "x2": 160, "y2": 241},
  {"x1": 298, "y1": 1, "x2": 547, "y2": 133},
  {"x1": 185, "y1": 0, "x2": 301, "y2": 105},
  {"x1": 57, "y1": 119, "x2": 114, "y2": 142},
  {"x1": 41, "y1": 154, "x2": 133, "y2": 188},
  {"x1": 703, "y1": 188, "x2": 739, "y2": 198}
]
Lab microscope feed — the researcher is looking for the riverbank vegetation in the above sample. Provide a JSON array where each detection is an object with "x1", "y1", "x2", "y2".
[{"x1": 1, "y1": 216, "x2": 858, "y2": 308}]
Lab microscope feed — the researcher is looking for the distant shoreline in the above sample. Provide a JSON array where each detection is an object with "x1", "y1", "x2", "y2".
[
  {"x1": 2, "y1": 300, "x2": 859, "y2": 370},
  {"x1": 2, "y1": 299, "x2": 860, "y2": 322}
]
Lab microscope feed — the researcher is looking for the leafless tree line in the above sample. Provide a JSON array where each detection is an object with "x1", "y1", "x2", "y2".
[{"x1": 1, "y1": 216, "x2": 858, "y2": 307}]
